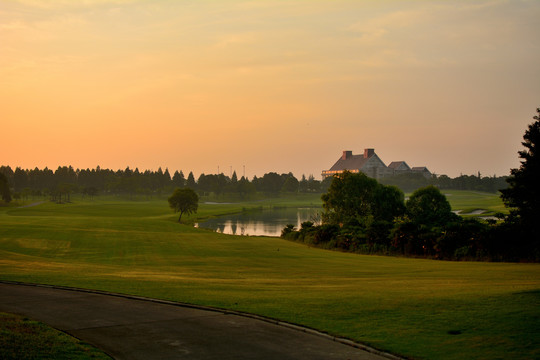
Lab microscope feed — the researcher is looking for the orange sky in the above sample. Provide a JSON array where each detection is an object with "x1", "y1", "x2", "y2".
[{"x1": 1, "y1": 0, "x2": 539, "y2": 178}]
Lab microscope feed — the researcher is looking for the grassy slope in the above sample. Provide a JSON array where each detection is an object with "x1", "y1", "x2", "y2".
[
  {"x1": 0, "y1": 193, "x2": 538, "y2": 360},
  {"x1": 442, "y1": 190, "x2": 507, "y2": 216}
]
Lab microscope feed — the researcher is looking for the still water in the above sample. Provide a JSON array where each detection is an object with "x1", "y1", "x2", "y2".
[{"x1": 195, "y1": 207, "x2": 321, "y2": 237}]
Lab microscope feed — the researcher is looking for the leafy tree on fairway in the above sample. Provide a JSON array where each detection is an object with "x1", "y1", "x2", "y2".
[
  {"x1": 406, "y1": 185, "x2": 454, "y2": 227},
  {"x1": 373, "y1": 184, "x2": 406, "y2": 221},
  {"x1": 321, "y1": 171, "x2": 379, "y2": 224},
  {"x1": 168, "y1": 188, "x2": 198, "y2": 222}
]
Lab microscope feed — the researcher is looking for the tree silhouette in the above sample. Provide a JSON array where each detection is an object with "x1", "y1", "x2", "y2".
[
  {"x1": 0, "y1": 173, "x2": 11, "y2": 203},
  {"x1": 500, "y1": 108, "x2": 540, "y2": 254},
  {"x1": 168, "y1": 188, "x2": 199, "y2": 222}
]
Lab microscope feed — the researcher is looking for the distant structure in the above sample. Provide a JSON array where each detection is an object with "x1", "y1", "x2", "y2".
[{"x1": 322, "y1": 149, "x2": 431, "y2": 180}]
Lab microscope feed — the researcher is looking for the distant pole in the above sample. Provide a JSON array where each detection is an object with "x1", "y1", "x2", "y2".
[
  {"x1": 218, "y1": 166, "x2": 219, "y2": 175},
  {"x1": 243, "y1": 165, "x2": 245, "y2": 178},
  {"x1": 230, "y1": 166, "x2": 232, "y2": 178}
]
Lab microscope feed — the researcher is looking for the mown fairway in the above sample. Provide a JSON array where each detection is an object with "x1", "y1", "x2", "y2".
[
  {"x1": 443, "y1": 190, "x2": 507, "y2": 216},
  {"x1": 0, "y1": 194, "x2": 538, "y2": 360}
]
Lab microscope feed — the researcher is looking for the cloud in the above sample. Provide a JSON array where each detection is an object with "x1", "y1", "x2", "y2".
[
  {"x1": 213, "y1": 32, "x2": 257, "y2": 49},
  {"x1": 11, "y1": 0, "x2": 140, "y2": 8},
  {"x1": 347, "y1": 8, "x2": 428, "y2": 41}
]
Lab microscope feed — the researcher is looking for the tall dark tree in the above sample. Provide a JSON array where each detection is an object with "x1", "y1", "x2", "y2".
[
  {"x1": 237, "y1": 176, "x2": 256, "y2": 199},
  {"x1": 500, "y1": 108, "x2": 540, "y2": 254},
  {"x1": 168, "y1": 188, "x2": 199, "y2": 222},
  {"x1": 281, "y1": 174, "x2": 299, "y2": 193},
  {"x1": 172, "y1": 170, "x2": 186, "y2": 188},
  {"x1": 299, "y1": 174, "x2": 308, "y2": 193},
  {"x1": 186, "y1": 172, "x2": 196, "y2": 189},
  {"x1": 13, "y1": 167, "x2": 29, "y2": 192},
  {"x1": 0, "y1": 172, "x2": 12, "y2": 203},
  {"x1": 259, "y1": 172, "x2": 283, "y2": 195}
]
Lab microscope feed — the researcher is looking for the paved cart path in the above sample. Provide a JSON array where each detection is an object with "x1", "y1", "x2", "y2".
[{"x1": 0, "y1": 282, "x2": 398, "y2": 360}]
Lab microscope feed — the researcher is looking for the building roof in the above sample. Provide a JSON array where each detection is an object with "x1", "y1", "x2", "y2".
[
  {"x1": 388, "y1": 161, "x2": 410, "y2": 170},
  {"x1": 327, "y1": 149, "x2": 384, "y2": 172},
  {"x1": 328, "y1": 154, "x2": 370, "y2": 171}
]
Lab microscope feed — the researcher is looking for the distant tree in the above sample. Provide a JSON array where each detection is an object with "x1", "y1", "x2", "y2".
[
  {"x1": 162, "y1": 168, "x2": 172, "y2": 189},
  {"x1": 172, "y1": 170, "x2": 186, "y2": 188},
  {"x1": 379, "y1": 172, "x2": 429, "y2": 192},
  {"x1": 299, "y1": 174, "x2": 308, "y2": 192},
  {"x1": 259, "y1": 172, "x2": 283, "y2": 195},
  {"x1": 13, "y1": 167, "x2": 29, "y2": 192},
  {"x1": 197, "y1": 173, "x2": 210, "y2": 195},
  {"x1": 0, "y1": 172, "x2": 11, "y2": 203},
  {"x1": 307, "y1": 174, "x2": 320, "y2": 192},
  {"x1": 0, "y1": 166, "x2": 14, "y2": 183},
  {"x1": 168, "y1": 188, "x2": 199, "y2": 222},
  {"x1": 281, "y1": 174, "x2": 299, "y2": 193},
  {"x1": 186, "y1": 172, "x2": 196, "y2": 189},
  {"x1": 215, "y1": 173, "x2": 228, "y2": 195},
  {"x1": 83, "y1": 186, "x2": 99, "y2": 200},
  {"x1": 237, "y1": 176, "x2": 256, "y2": 199}
]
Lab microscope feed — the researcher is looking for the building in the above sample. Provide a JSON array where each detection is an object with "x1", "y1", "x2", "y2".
[
  {"x1": 411, "y1": 167, "x2": 432, "y2": 178},
  {"x1": 322, "y1": 149, "x2": 431, "y2": 179},
  {"x1": 387, "y1": 161, "x2": 411, "y2": 173}
]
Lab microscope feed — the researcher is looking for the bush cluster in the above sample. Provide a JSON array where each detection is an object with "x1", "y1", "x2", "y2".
[{"x1": 282, "y1": 172, "x2": 537, "y2": 261}]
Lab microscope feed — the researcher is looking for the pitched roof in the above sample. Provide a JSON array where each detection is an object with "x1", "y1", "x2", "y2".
[
  {"x1": 328, "y1": 154, "x2": 371, "y2": 171},
  {"x1": 388, "y1": 161, "x2": 410, "y2": 170}
]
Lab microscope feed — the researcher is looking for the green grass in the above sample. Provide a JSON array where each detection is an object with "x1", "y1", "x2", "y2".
[
  {"x1": 0, "y1": 312, "x2": 112, "y2": 360},
  {"x1": 0, "y1": 193, "x2": 538, "y2": 360},
  {"x1": 442, "y1": 190, "x2": 507, "y2": 216}
]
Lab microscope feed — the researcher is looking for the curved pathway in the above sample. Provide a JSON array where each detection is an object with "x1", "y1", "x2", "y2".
[{"x1": 0, "y1": 282, "x2": 399, "y2": 360}]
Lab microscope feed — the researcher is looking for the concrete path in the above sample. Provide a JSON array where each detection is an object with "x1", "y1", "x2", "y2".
[{"x1": 0, "y1": 282, "x2": 398, "y2": 360}]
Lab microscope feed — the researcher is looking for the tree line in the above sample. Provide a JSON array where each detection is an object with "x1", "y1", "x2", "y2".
[
  {"x1": 380, "y1": 172, "x2": 508, "y2": 193},
  {"x1": 0, "y1": 164, "x2": 507, "y2": 203},
  {"x1": 0, "y1": 165, "x2": 331, "y2": 202},
  {"x1": 282, "y1": 172, "x2": 512, "y2": 261}
]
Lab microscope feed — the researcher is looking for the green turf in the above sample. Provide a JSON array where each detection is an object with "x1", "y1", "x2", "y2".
[
  {"x1": 0, "y1": 193, "x2": 538, "y2": 360},
  {"x1": 0, "y1": 312, "x2": 112, "y2": 360},
  {"x1": 442, "y1": 190, "x2": 507, "y2": 216}
]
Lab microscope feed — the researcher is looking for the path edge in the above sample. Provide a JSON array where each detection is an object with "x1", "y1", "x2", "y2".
[{"x1": 0, "y1": 280, "x2": 405, "y2": 360}]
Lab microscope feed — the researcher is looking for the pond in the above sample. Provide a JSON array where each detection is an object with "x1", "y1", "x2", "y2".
[{"x1": 195, "y1": 207, "x2": 321, "y2": 237}]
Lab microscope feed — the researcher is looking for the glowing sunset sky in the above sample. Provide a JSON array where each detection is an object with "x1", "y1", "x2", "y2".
[{"x1": 2, "y1": 0, "x2": 539, "y2": 178}]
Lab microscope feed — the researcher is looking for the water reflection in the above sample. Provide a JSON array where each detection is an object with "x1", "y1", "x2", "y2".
[{"x1": 195, "y1": 207, "x2": 321, "y2": 237}]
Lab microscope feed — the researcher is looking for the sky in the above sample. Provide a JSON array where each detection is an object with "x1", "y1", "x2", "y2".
[{"x1": 1, "y1": 0, "x2": 539, "y2": 179}]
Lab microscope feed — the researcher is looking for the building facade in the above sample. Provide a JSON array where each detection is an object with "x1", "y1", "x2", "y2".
[{"x1": 322, "y1": 149, "x2": 431, "y2": 179}]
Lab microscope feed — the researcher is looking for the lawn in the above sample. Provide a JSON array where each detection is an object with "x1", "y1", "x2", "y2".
[
  {"x1": 0, "y1": 193, "x2": 537, "y2": 359},
  {"x1": 0, "y1": 312, "x2": 112, "y2": 360},
  {"x1": 442, "y1": 190, "x2": 507, "y2": 216}
]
